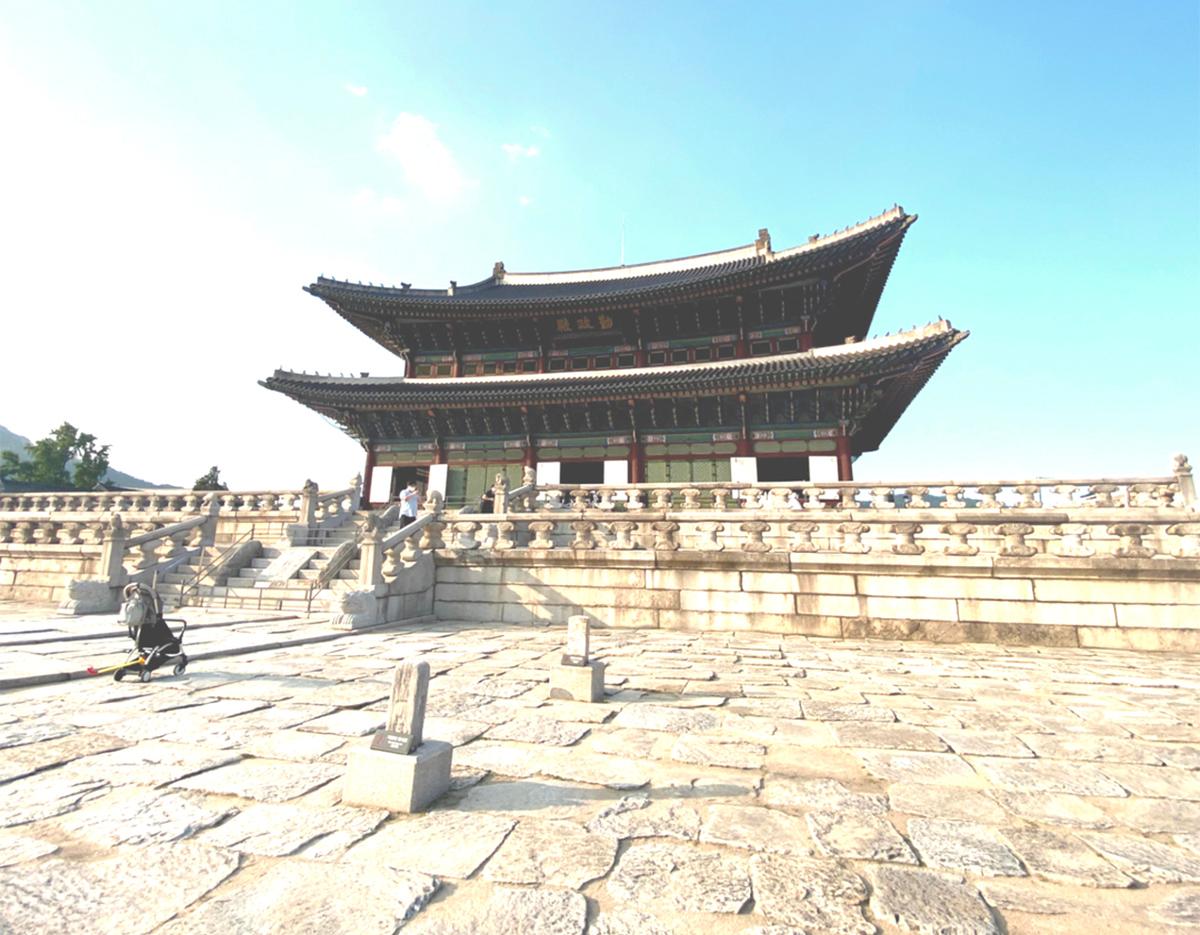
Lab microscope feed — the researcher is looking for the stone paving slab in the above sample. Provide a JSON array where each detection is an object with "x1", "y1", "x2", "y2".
[{"x1": 0, "y1": 607, "x2": 1198, "y2": 933}]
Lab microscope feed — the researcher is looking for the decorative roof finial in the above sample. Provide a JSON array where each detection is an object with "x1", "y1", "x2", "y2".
[
  {"x1": 755, "y1": 228, "x2": 772, "y2": 257},
  {"x1": 448, "y1": 280, "x2": 456, "y2": 296},
  {"x1": 493, "y1": 261, "x2": 506, "y2": 281}
]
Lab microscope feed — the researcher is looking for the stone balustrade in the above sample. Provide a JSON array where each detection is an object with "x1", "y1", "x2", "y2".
[{"x1": 527, "y1": 471, "x2": 1192, "y2": 514}]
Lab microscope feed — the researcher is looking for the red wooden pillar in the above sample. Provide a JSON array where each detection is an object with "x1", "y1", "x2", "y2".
[
  {"x1": 523, "y1": 444, "x2": 537, "y2": 471},
  {"x1": 362, "y1": 447, "x2": 376, "y2": 509},
  {"x1": 836, "y1": 433, "x2": 854, "y2": 482},
  {"x1": 630, "y1": 438, "x2": 645, "y2": 484}
]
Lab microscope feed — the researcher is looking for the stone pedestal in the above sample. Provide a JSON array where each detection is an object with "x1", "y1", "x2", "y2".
[
  {"x1": 343, "y1": 740, "x2": 452, "y2": 813},
  {"x1": 549, "y1": 660, "x2": 606, "y2": 703}
]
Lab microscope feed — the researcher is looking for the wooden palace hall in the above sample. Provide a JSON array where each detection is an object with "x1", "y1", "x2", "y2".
[{"x1": 262, "y1": 206, "x2": 968, "y2": 508}]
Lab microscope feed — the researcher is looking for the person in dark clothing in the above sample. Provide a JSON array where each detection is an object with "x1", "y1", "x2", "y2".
[{"x1": 479, "y1": 488, "x2": 495, "y2": 513}]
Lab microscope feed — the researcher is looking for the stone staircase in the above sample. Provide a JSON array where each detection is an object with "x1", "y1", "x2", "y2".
[{"x1": 156, "y1": 521, "x2": 367, "y2": 613}]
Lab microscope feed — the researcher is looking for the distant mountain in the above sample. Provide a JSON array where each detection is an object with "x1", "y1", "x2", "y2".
[{"x1": 0, "y1": 424, "x2": 172, "y2": 489}]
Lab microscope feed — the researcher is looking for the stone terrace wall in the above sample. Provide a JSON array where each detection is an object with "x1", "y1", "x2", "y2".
[{"x1": 434, "y1": 550, "x2": 1200, "y2": 653}]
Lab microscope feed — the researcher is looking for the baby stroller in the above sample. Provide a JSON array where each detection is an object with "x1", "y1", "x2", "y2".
[{"x1": 111, "y1": 582, "x2": 188, "y2": 682}]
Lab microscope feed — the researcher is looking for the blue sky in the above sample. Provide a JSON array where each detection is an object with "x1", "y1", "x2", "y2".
[{"x1": 1, "y1": 2, "x2": 1196, "y2": 487}]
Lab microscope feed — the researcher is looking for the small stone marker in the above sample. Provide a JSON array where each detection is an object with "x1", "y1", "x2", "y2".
[
  {"x1": 344, "y1": 660, "x2": 452, "y2": 813},
  {"x1": 370, "y1": 662, "x2": 429, "y2": 755},
  {"x1": 550, "y1": 615, "x2": 606, "y2": 703},
  {"x1": 564, "y1": 616, "x2": 590, "y2": 666}
]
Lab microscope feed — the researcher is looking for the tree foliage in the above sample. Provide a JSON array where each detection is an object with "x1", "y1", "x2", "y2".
[
  {"x1": 192, "y1": 466, "x2": 228, "y2": 491},
  {"x1": 0, "y1": 422, "x2": 111, "y2": 489}
]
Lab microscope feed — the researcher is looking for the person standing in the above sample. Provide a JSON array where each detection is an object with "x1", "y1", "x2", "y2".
[{"x1": 399, "y1": 481, "x2": 420, "y2": 528}]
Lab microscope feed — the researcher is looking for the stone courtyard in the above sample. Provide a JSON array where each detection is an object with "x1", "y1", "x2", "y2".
[{"x1": 1, "y1": 601, "x2": 1198, "y2": 934}]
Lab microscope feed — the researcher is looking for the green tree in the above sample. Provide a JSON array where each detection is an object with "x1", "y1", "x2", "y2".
[
  {"x1": 0, "y1": 422, "x2": 110, "y2": 489},
  {"x1": 192, "y1": 466, "x2": 228, "y2": 491}
]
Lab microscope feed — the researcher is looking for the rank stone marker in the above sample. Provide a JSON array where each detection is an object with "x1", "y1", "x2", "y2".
[
  {"x1": 343, "y1": 661, "x2": 451, "y2": 813},
  {"x1": 549, "y1": 615, "x2": 606, "y2": 703}
]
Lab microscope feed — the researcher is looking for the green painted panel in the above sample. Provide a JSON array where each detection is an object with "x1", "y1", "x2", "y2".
[
  {"x1": 692, "y1": 459, "x2": 716, "y2": 483},
  {"x1": 756, "y1": 441, "x2": 781, "y2": 454},
  {"x1": 583, "y1": 446, "x2": 607, "y2": 458},
  {"x1": 445, "y1": 467, "x2": 468, "y2": 507},
  {"x1": 667, "y1": 444, "x2": 691, "y2": 455},
  {"x1": 780, "y1": 440, "x2": 809, "y2": 453},
  {"x1": 645, "y1": 445, "x2": 669, "y2": 457},
  {"x1": 607, "y1": 446, "x2": 630, "y2": 457},
  {"x1": 810, "y1": 440, "x2": 836, "y2": 453},
  {"x1": 646, "y1": 461, "x2": 669, "y2": 483},
  {"x1": 503, "y1": 450, "x2": 524, "y2": 461},
  {"x1": 713, "y1": 443, "x2": 737, "y2": 455},
  {"x1": 668, "y1": 461, "x2": 693, "y2": 483},
  {"x1": 715, "y1": 459, "x2": 732, "y2": 482}
]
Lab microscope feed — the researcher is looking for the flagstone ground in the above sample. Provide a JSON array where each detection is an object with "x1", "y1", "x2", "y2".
[{"x1": 0, "y1": 600, "x2": 1197, "y2": 933}]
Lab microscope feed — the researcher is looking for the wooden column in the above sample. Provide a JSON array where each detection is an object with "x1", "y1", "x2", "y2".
[
  {"x1": 836, "y1": 432, "x2": 854, "y2": 482},
  {"x1": 363, "y1": 447, "x2": 377, "y2": 509},
  {"x1": 799, "y1": 316, "x2": 814, "y2": 352},
  {"x1": 735, "y1": 394, "x2": 752, "y2": 457},
  {"x1": 628, "y1": 402, "x2": 645, "y2": 483}
]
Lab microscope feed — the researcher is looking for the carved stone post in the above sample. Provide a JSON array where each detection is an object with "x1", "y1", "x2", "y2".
[
  {"x1": 838, "y1": 522, "x2": 870, "y2": 554},
  {"x1": 1109, "y1": 523, "x2": 1155, "y2": 558},
  {"x1": 976, "y1": 485, "x2": 1002, "y2": 510},
  {"x1": 1053, "y1": 485, "x2": 1077, "y2": 508},
  {"x1": 651, "y1": 521, "x2": 679, "y2": 551},
  {"x1": 98, "y1": 515, "x2": 128, "y2": 582},
  {"x1": 890, "y1": 523, "x2": 924, "y2": 555},
  {"x1": 452, "y1": 521, "x2": 481, "y2": 550},
  {"x1": 838, "y1": 487, "x2": 858, "y2": 510},
  {"x1": 1053, "y1": 523, "x2": 1095, "y2": 557},
  {"x1": 608, "y1": 521, "x2": 637, "y2": 550},
  {"x1": 787, "y1": 521, "x2": 818, "y2": 553},
  {"x1": 358, "y1": 517, "x2": 384, "y2": 587},
  {"x1": 350, "y1": 473, "x2": 363, "y2": 512},
  {"x1": 56, "y1": 522, "x2": 82, "y2": 546},
  {"x1": 299, "y1": 479, "x2": 319, "y2": 526},
  {"x1": 651, "y1": 488, "x2": 672, "y2": 510},
  {"x1": 695, "y1": 521, "x2": 724, "y2": 551},
  {"x1": 766, "y1": 488, "x2": 790, "y2": 510},
  {"x1": 624, "y1": 488, "x2": 645, "y2": 511},
  {"x1": 571, "y1": 520, "x2": 596, "y2": 550},
  {"x1": 550, "y1": 615, "x2": 605, "y2": 702},
  {"x1": 740, "y1": 488, "x2": 762, "y2": 510},
  {"x1": 681, "y1": 488, "x2": 702, "y2": 510},
  {"x1": 942, "y1": 486, "x2": 966, "y2": 509},
  {"x1": 570, "y1": 488, "x2": 589, "y2": 511},
  {"x1": 997, "y1": 523, "x2": 1037, "y2": 557},
  {"x1": 1128, "y1": 484, "x2": 1159, "y2": 508},
  {"x1": 492, "y1": 472, "x2": 509, "y2": 514},
  {"x1": 494, "y1": 521, "x2": 516, "y2": 550},
  {"x1": 710, "y1": 487, "x2": 729, "y2": 511},
  {"x1": 1175, "y1": 455, "x2": 1197, "y2": 509},
  {"x1": 940, "y1": 522, "x2": 978, "y2": 556},
  {"x1": 907, "y1": 486, "x2": 931, "y2": 509},
  {"x1": 1166, "y1": 523, "x2": 1200, "y2": 558},
  {"x1": 1088, "y1": 484, "x2": 1117, "y2": 508},
  {"x1": 418, "y1": 521, "x2": 445, "y2": 551},
  {"x1": 870, "y1": 487, "x2": 895, "y2": 510},
  {"x1": 739, "y1": 520, "x2": 771, "y2": 552},
  {"x1": 528, "y1": 521, "x2": 556, "y2": 549}
]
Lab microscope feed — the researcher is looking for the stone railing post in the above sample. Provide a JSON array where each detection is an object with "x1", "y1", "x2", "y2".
[
  {"x1": 350, "y1": 473, "x2": 363, "y2": 512},
  {"x1": 890, "y1": 522, "x2": 924, "y2": 554},
  {"x1": 651, "y1": 520, "x2": 679, "y2": 551},
  {"x1": 1109, "y1": 523, "x2": 1155, "y2": 558},
  {"x1": 940, "y1": 522, "x2": 978, "y2": 556},
  {"x1": 838, "y1": 522, "x2": 870, "y2": 554},
  {"x1": 997, "y1": 523, "x2": 1037, "y2": 557},
  {"x1": 609, "y1": 520, "x2": 637, "y2": 550},
  {"x1": 1053, "y1": 523, "x2": 1095, "y2": 557},
  {"x1": 493, "y1": 472, "x2": 509, "y2": 514},
  {"x1": 787, "y1": 521, "x2": 818, "y2": 552},
  {"x1": 695, "y1": 520, "x2": 724, "y2": 551},
  {"x1": 528, "y1": 521, "x2": 556, "y2": 549},
  {"x1": 358, "y1": 517, "x2": 384, "y2": 587},
  {"x1": 740, "y1": 520, "x2": 771, "y2": 552},
  {"x1": 299, "y1": 479, "x2": 319, "y2": 526},
  {"x1": 1166, "y1": 523, "x2": 1200, "y2": 558},
  {"x1": 98, "y1": 515, "x2": 129, "y2": 583},
  {"x1": 570, "y1": 520, "x2": 596, "y2": 550},
  {"x1": 1173, "y1": 455, "x2": 1196, "y2": 509}
]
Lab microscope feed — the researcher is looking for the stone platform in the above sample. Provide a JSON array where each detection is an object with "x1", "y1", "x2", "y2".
[{"x1": 0, "y1": 605, "x2": 1197, "y2": 933}]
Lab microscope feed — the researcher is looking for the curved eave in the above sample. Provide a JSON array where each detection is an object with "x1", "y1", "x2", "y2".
[
  {"x1": 262, "y1": 322, "x2": 965, "y2": 417},
  {"x1": 306, "y1": 209, "x2": 914, "y2": 322}
]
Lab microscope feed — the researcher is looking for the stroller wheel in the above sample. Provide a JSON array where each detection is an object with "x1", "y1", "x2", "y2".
[
  {"x1": 114, "y1": 669, "x2": 125, "y2": 682},
  {"x1": 173, "y1": 660, "x2": 187, "y2": 676},
  {"x1": 139, "y1": 669, "x2": 152, "y2": 684}
]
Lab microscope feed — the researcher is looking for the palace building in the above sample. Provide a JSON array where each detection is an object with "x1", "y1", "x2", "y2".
[{"x1": 263, "y1": 206, "x2": 967, "y2": 507}]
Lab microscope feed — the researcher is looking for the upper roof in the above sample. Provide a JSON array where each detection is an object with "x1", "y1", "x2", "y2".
[
  {"x1": 261, "y1": 320, "x2": 965, "y2": 434},
  {"x1": 305, "y1": 206, "x2": 914, "y2": 325}
]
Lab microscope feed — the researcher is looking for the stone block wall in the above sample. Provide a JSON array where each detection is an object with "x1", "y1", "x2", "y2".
[
  {"x1": 0, "y1": 545, "x2": 99, "y2": 603},
  {"x1": 433, "y1": 551, "x2": 1200, "y2": 652}
]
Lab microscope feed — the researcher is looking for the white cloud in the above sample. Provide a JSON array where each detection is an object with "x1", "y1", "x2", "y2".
[
  {"x1": 501, "y1": 142, "x2": 540, "y2": 160},
  {"x1": 517, "y1": 194, "x2": 533, "y2": 207},
  {"x1": 344, "y1": 83, "x2": 368, "y2": 97},
  {"x1": 377, "y1": 113, "x2": 469, "y2": 202},
  {"x1": 352, "y1": 186, "x2": 406, "y2": 216}
]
